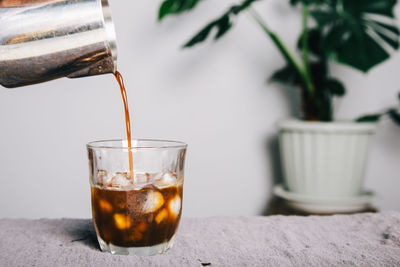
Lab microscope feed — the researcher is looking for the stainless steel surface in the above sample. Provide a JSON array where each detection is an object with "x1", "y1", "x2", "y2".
[{"x1": 0, "y1": 0, "x2": 117, "y2": 88}]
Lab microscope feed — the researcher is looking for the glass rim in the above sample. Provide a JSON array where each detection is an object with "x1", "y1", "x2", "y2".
[{"x1": 86, "y1": 139, "x2": 187, "y2": 150}]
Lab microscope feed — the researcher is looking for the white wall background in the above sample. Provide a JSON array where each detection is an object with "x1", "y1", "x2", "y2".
[{"x1": 0, "y1": 0, "x2": 399, "y2": 218}]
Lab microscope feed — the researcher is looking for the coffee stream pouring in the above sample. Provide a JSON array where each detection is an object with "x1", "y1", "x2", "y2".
[{"x1": 0, "y1": 0, "x2": 117, "y2": 88}]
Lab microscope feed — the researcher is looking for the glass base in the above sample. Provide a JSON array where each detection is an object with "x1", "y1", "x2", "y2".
[{"x1": 97, "y1": 236, "x2": 175, "y2": 256}]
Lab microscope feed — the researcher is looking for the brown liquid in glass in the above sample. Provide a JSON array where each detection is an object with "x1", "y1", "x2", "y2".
[{"x1": 91, "y1": 184, "x2": 183, "y2": 247}]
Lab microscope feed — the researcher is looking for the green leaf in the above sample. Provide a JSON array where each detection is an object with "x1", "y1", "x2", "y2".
[
  {"x1": 309, "y1": 60, "x2": 328, "y2": 87},
  {"x1": 182, "y1": 0, "x2": 259, "y2": 47},
  {"x1": 269, "y1": 64, "x2": 301, "y2": 85},
  {"x1": 158, "y1": 0, "x2": 202, "y2": 21},
  {"x1": 183, "y1": 15, "x2": 231, "y2": 47},
  {"x1": 297, "y1": 28, "x2": 323, "y2": 56},
  {"x1": 356, "y1": 113, "x2": 382, "y2": 122},
  {"x1": 311, "y1": 0, "x2": 400, "y2": 72},
  {"x1": 362, "y1": 0, "x2": 397, "y2": 16},
  {"x1": 215, "y1": 15, "x2": 232, "y2": 39},
  {"x1": 231, "y1": 0, "x2": 258, "y2": 14},
  {"x1": 388, "y1": 109, "x2": 400, "y2": 126},
  {"x1": 290, "y1": 0, "x2": 325, "y2": 6},
  {"x1": 367, "y1": 21, "x2": 400, "y2": 49},
  {"x1": 324, "y1": 78, "x2": 345, "y2": 96}
]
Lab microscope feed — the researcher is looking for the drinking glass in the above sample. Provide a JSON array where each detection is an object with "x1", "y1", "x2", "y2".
[{"x1": 87, "y1": 139, "x2": 187, "y2": 256}]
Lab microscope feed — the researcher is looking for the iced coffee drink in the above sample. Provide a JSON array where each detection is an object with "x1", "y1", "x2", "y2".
[
  {"x1": 92, "y1": 172, "x2": 183, "y2": 249},
  {"x1": 87, "y1": 139, "x2": 187, "y2": 256}
]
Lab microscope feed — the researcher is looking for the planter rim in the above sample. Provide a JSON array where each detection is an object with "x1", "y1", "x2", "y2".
[{"x1": 278, "y1": 119, "x2": 377, "y2": 133}]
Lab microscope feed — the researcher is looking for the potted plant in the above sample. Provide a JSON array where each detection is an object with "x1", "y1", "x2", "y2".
[{"x1": 157, "y1": 0, "x2": 400, "y2": 201}]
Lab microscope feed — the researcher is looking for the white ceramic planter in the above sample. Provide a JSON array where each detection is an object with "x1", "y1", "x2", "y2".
[{"x1": 278, "y1": 120, "x2": 377, "y2": 197}]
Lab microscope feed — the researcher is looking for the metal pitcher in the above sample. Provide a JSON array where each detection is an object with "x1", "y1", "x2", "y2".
[{"x1": 0, "y1": 0, "x2": 117, "y2": 88}]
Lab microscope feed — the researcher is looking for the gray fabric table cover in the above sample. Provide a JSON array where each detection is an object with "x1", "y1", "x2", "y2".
[{"x1": 0, "y1": 212, "x2": 399, "y2": 266}]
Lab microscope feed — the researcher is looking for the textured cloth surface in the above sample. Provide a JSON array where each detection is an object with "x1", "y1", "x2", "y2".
[{"x1": 0, "y1": 212, "x2": 399, "y2": 266}]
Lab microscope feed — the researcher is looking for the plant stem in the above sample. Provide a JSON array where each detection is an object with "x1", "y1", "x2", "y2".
[
  {"x1": 248, "y1": 7, "x2": 315, "y2": 95},
  {"x1": 301, "y1": 5, "x2": 313, "y2": 95}
]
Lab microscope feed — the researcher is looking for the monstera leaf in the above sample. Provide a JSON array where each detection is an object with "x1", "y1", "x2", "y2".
[
  {"x1": 270, "y1": 64, "x2": 302, "y2": 85},
  {"x1": 290, "y1": 0, "x2": 325, "y2": 5},
  {"x1": 388, "y1": 93, "x2": 400, "y2": 125},
  {"x1": 297, "y1": 28, "x2": 324, "y2": 57},
  {"x1": 310, "y1": 0, "x2": 400, "y2": 72},
  {"x1": 183, "y1": 13, "x2": 233, "y2": 47},
  {"x1": 270, "y1": 61, "x2": 345, "y2": 97},
  {"x1": 356, "y1": 93, "x2": 400, "y2": 125},
  {"x1": 182, "y1": 0, "x2": 259, "y2": 47},
  {"x1": 356, "y1": 113, "x2": 383, "y2": 122},
  {"x1": 388, "y1": 108, "x2": 400, "y2": 125},
  {"x1": 158, "y1": 0, "x2": 202, "y2": 20},
  {"x1": 324, "y1": 79, "x2": 345, "y2": 96}
]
